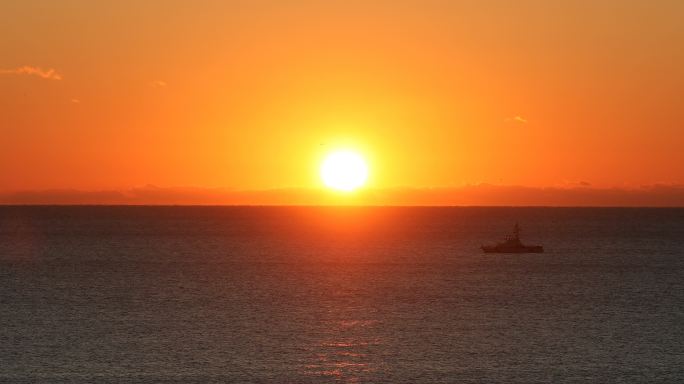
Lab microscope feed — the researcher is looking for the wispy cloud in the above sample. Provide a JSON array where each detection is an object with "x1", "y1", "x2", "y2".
[
  {"x1": 150, "y1": 80, "x2": 167, "y2": 87},
  {"x1": 0, "y1": 65, "x2": 63, "y2": 80},
  {"x1": 505, "y1": 116, "x2": 528, "y2": 124}
]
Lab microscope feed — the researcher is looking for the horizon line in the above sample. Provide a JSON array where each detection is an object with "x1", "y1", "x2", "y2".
[
  {"x1": 2, "y1": 204, "x2": 683, "y2": 208},
  {"x1": 3, "y1": 184, "x2": 684, "y2": 207}
]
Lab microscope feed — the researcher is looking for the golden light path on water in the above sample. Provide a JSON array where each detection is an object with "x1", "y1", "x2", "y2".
[{"x1": 298, "y1": 269, "x2": 384, "y2": 382}]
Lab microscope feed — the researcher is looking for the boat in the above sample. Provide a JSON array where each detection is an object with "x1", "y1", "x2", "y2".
[{"x1": 481, "y1": 223, "x2": 544, "y2": 253}]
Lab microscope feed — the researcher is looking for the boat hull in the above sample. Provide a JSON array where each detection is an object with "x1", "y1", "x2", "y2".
[{"x1": 481, "y1": 245, "x2": 544, "y2": 253}]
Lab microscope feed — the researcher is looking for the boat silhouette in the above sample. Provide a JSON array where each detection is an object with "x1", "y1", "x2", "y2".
[{"x1": 481, "y1": 223, "x2": 544, "y2": 253}]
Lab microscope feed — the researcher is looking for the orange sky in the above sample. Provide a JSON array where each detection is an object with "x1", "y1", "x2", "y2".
[{"x1": 1, "y1": 1, "x2": 683, "y2": 204}]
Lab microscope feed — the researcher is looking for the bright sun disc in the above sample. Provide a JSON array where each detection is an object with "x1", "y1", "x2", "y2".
[{"x1": 320, "y1": 151, "x2": 369, "y2": 191}]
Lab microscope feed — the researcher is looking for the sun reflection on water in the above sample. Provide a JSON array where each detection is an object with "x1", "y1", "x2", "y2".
[{"x1": 301, "y1": 319, "x2": 384, "y2": 382}]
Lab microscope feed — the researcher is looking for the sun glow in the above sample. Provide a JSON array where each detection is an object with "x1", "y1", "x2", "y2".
[{"x1": 320, "y1": 150, "x2": 369, "y2": 191}]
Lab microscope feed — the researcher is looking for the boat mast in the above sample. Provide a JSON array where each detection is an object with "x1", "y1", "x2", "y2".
[{"x1": 513, "y1": 222, "x2": 520, "y2": 240}]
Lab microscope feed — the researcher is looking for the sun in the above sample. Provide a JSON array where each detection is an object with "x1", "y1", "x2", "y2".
[{"x1": 320, "y1": 150, "x2": 369, "y2": 191}]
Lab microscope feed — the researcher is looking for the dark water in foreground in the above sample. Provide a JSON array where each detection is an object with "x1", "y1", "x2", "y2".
[{"x1": 0, "y1": 206, "x2": 683, "y2": 383}]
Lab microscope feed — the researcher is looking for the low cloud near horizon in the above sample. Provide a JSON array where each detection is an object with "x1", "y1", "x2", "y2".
[
  {"x1": 0, "y1": 65, "x2": 63, "y2": 80},
  {"x1": 2, "y1": 184, "x2": 684, "y2": 207}
]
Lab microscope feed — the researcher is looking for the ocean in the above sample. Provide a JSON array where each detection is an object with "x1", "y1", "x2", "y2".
[{"x1": 1, "y1": 206, "x2": 682, "y2": 383}]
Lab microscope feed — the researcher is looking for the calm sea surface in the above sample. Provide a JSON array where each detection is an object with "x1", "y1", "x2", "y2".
[{"x1": 0, "y1": 206, "x2": 682, "y2": 383}]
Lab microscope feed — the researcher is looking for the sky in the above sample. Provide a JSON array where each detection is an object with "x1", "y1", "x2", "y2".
[{"x1": 1, "y1": 1, "x2": 683, "y2": 205}]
